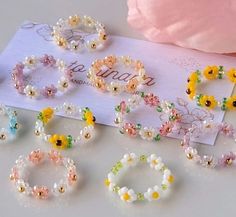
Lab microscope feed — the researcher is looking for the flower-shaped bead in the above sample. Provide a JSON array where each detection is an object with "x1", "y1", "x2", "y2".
[
  {"x1": 118, "y1": 187, "x2": 137, "y2": 203},
  {"x1": 139, "y1": 127, "x2": 156, "y2": 141},
  {"x1": 147, "y1": 154, "x2": 164, "y2": 171},
  {"x1": 24, "y1": 85, "x2": 39, "y2": 99},
  {"x1": 144, "y1": 186, "x2": 161, "y2": 201},
  {"x1": 104, "y1": 172, "x2": 116, "y2": 191},
  {"x1": 121, "y1": 153, "x2": 138, "y2": 167}
]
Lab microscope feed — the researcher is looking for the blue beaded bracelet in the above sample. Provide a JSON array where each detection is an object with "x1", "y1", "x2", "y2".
[{"x1": 0, "y1": 104, "x2": 19, "y2": 142}]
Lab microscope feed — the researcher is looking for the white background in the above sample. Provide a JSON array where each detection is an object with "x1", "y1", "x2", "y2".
[{"x1": 0, "y1": 1, "x2": 236, "y2": 217}]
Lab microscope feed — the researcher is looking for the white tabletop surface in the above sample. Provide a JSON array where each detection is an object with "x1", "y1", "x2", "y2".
[{"x1": 0, "y1": 1, "x2": 236, "y2": 217}]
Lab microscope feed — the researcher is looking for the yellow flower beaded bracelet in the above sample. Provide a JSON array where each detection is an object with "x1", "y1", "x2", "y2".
[
  {"x1": 186, "y1": 66, "x2": 236, "y2": 110},
  {"x1": 35, "y1": 103, "x2": 96, "y2": 150}
]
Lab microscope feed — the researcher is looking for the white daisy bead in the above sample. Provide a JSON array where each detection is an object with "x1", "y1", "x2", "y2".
[
  {"x1": 121, "y1": 153, "x2": 138, "y2": 167},
  {"x1": 144, "y1": 185, "x2": 161, "y2": 201},
  {"x1": 147, "y1": 154, "x2": 164, "y2": 170},
  {"x1": 118, "y1": 187, "x2": 137, "y2": 203},
  {"x1": 24, "y1": 85, "x2": 39, "y2": 99}
]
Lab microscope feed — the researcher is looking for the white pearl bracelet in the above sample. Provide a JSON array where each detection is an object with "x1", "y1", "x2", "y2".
[
  {"x1": 10, "y1": 149, "x2": 78, "y2": 200},
  {"x1": 105, "y1": 153, "x2": 174, "y2": 203},
  {"x1": 52, "y1": 15, "x2": 107, "y2": 52},
  {"x1": 35, "y1": 103, "x2": 96, "y2": 150}
]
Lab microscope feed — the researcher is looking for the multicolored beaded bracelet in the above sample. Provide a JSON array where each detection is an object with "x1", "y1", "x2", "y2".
[
  {"x1": 52, "y1": 15, "x2": 107, "y2": 52},
  {"x1": 0, "y1": 104, "x2": 19, "y2": 142},
  {"x1": 10, "y1": 149, "x2": 78, "y2": 199},
  {"x1": 186, "y1": 66, "x2": 236, "y2": 110},
  {"x1": 87, "y1": 55, "x2": 147, "y2": 94},
  {"x1": 114, "y1": 92, "x2": 181, "y2": 141},
  {"x1": 35, "y1": 103, "x2": 96, "y2": 150},
  {"x1": 105, "y1": 153, "x2": 174, "y2": 203},
  {"x1": 12, "y1": 54, "x2": 74, "y2": 99},
  {"x1": 181, "y1": 121, "x2": 236, "y2": 168}
]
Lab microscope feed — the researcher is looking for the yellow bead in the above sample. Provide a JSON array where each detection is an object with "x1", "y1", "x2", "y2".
[
  {"x1": 168, "y1": 175, "x2": 174, "y2": 183},
  {"x1": 123, "y1": 193, "x2": 131, "y2": 201},
  {"x1": 104, "y1": 179, "x2": 110, "y2": 187},
  {"x1": 152, "y1": 192, "x2": 160, "y2": 199}
]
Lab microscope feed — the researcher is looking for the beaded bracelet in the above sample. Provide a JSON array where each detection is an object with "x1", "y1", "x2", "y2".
[
  {"x1": 10, "y1": 149, "x2": 78, "y2": 199},
  {"x1": 181, "y1": 121, "x2": 236, "y2": 168},
  {"x1": 0, "y1": 104, "x2": 19, "y2": 142},
  {"x1": 35, "y1": 103, "x2": 96, "y2": 149},
  {"x1": 52, "y1": 15, "x2": 107, "y2": 52},
  {"x1": 114, "y1": 92, "x2": 181, "y2": 141},
  {"x1": 105, "y1": 153, "x2": 174, "y2": 203},
  {"x1": 186, "y1": 66, "x2": 236, "y2": 110},
  {"x1": 12, "y1": 54, "x2": 74, "y2": 99},
  {"x1": 87, "y1": 55, "x2": 147, "y2": 94}
]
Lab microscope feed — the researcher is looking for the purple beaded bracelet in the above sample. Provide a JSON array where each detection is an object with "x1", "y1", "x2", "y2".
[
  {"x1": 181, "y1": 121, "x2": 236, "y2": 168},
  {"x1": 12, "y1": 54, "x2": 74, "y2": 99}
]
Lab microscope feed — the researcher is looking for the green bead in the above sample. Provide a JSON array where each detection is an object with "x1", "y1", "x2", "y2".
[
  {"x1": 156, "y1": 106, "x2": 163, "y2": 112},
  {"x1": 137, "y1": 193, "x2": 145, "y2": 201},
  {"x1": 154, "y1": 134, "x2": 161, "y2": 141},
  {"x1": 140, "y1": 92, "x2": 145, "y2": 98},
  {"x1": 161, "y1": 184, "x2": 168, "y2": 191},
  {"x1": 115, "y1": 105, "x2": 121, "y2": 112},
  {"x1": 219, "y1": 65, "x2": 224, "y2": 71},
  {"x1": 67, "y1": 135, "x2": 73, "y2": 148},
  {"x1": 126, "y1": 107, "x2": 130, "y2": 113},
  {"x1": 111, "y1": 166, "x2": 118, "y2": 175},
  {"x1": 136, "y1": 123, "x2": 142, "y2": 130},
  {"x1": 113, "y1": 185, "x2": 120, "y2": 193},
  {"x1": 140, "y1": 155, "x2": 147, "y2": 162},
  {"x1": 119, "y1": 129, "x2": 124, "y2": 134},
  {"x1": 37, "y1": 112, "x2": 43, "y2": 121},
  {"x1": 116, "y1": 161, "x2": 123, "y2": 170},
  {"x1": 196, "y1": 70, "x2": 201, "y2": 75},
  {"x1": 161, "y1": 165, "x2": 167, "y2": 172},
  {"x1": 221, "y1": 106, "x2": 226, "y2": 111}
]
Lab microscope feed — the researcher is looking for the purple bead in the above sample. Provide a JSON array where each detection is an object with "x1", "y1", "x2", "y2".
[
  {"x1": 41, "y1": 84, "x2": 57, "y2": 98},
  {"x1": 40, "y1": 54, "x2": 56, "y2": 67}
]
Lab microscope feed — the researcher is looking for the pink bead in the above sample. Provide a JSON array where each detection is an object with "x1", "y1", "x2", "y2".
[
  {"x1": 28, "y1": 149, "x2": 45, "y2": 165},
  {"x1": 41, "y1": 85, "x2": 57, "y2": 98},
  {"x1": 68, "y1": 169, "x2": 78, "y2": 185},
  {"x1": 32, "y1": 186, "x2": 49, "y2": 199},
  {"x1": 48, "y1": 150, "x2": 63, "y2": 165},
  {"x1": 123, "y1": 123, "x2": 137, "y2": 137},
  {"x1": 144, "y1": 93, "x2": 160, "y2": 107},
  {"x1": 39, "y1": 54, "x2": 56, "y2": 67},
  {"x1": 159, "y1": 121, "x2": 173, "y2": 136}
]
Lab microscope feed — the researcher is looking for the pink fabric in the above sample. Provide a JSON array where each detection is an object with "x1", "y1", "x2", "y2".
[{"x1": 127, "y1": 0, "x2": 236, "y2": 54}]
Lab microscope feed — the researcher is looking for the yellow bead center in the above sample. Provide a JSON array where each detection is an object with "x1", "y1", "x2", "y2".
[
  {"x1": 123, "y1": 193, "x2": 131, "y2": 201},
  {"x1": 104, "y1": 179, "x2": 110, "y2": 187},
  {"x1": 152, "y1": 159, "x2": 158, "y2": 165},
  {"x1": 152, "y1": 192, "x2": 160, "y2": 199},
  {"x1": 168, "y1": 175, "x2": 174, "y2": 183}
]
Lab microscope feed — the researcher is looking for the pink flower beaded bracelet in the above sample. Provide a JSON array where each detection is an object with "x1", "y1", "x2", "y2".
[
  {"x1": 181, "y1": 121, "x2": 236, "y2": 168},
  {"x1": 114, "y1": 92, "x2": 181, "y2": 141},
  {"x1": 12, "y1": 54, "x2": 74, "y2": 99},
  {"x1": 87, "y1": 55, "x2": 147, "y2": 94},
  {"x1": 105, "y1": 153, "x2": 174, "y2": 203},
  {"x1": 10, "y1": 149, "x2": 78, "y2": 200}
]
